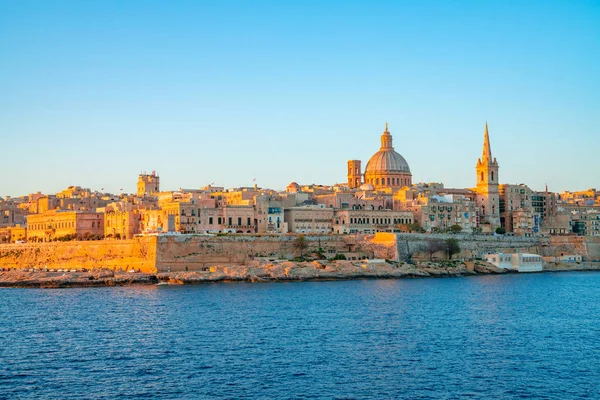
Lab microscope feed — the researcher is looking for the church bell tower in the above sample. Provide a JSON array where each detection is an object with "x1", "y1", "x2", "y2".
[
  {"x1": 347, "y1": 160, "x2": 362, "y2": 189},
  {"x1": 475, "y1": 123, "x2": 500, "y2": 231}
]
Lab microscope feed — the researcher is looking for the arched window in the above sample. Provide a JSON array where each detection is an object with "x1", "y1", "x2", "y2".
[
  {"x1": 491, "y1": 171, "x2": 494, "y2": 182},
  {"x1": 480, "y1": 172, "x2": 484, "y2": 182},
  {"x1": 387, "y1": 178, "x2": 390, "y2": 185},
  {"x1": 376, "y1": 178, "x2": 380, "y2": 185}
]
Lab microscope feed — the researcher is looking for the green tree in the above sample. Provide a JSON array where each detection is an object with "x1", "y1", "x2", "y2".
[
  {"x1": 445, "y1": 238, "x2": 461, "y2": 259},
  {"x1": 449, "y1": 224, "x2": 463, "y2": 234},
  {"x1": 495, "y1": 227, "x2": 506, "y2": 235},
  {"x1": 398, "y1": 222, "x2": 425, "y2": 233},
  {"x1": 293, "y1": 235, "x2": 308, "y2": 258}
]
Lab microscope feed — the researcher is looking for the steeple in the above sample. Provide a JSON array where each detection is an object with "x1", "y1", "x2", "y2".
[
  {"x1": 380, "y1": 122, "x2": 393, "y2": 149},
  {"x1": 482, "y1": 122, "x2": 492, "y2": 163}
]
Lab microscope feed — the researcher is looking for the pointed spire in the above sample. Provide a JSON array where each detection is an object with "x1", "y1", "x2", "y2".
[
  {"x1": 482, "y1": 122, "x2": 492, "y2": 163},
  {"x1": 385, "y1": 122, "x2": 388, "y2": 133}
]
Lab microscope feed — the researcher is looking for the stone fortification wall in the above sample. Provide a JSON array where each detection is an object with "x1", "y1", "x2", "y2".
[
  {"x1": 5, "y1": 233, "x2": 593, "y2": 273},
  {"x1": 545, "y1": 236, "x2": 600, "y2": 261},
  {"x1": 386, "y1": 233, "x2": 542, "y2": 261},
  {"x1": 0, "y1": 238, "x2": 158, "y2": 273},
  {"x1": 154, "y1": 234, "x2": 356, "y2": 272},
  {"x1": 0, "y1": 235, "x2": 359, "y2": 273}
]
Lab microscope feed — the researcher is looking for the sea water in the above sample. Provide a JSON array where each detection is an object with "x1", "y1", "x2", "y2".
[{"x1": 1, "y1": 273, "x2": 600, "y2": 399}]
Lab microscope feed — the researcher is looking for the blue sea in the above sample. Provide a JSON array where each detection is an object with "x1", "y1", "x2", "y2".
[{"x1": 1, "y1": 273, "x2": 600, "y2": 399}]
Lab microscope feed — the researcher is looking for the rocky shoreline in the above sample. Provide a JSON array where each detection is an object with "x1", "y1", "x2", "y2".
[
  {"x1": 0, "y1": 260, "x2": 503, "y2": 288},
  {"x1": 1, "y1": 260, "x2": 599, "y2": 288}
]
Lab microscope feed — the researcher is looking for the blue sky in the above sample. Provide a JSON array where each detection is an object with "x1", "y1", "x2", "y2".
[{"x1": 1, "y1": 0, "x2": 598, "y2": 197}]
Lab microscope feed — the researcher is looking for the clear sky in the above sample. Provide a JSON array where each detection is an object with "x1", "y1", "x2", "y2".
[{"x1": 1, "y1": 0, "x2": 598, "y2": 197}]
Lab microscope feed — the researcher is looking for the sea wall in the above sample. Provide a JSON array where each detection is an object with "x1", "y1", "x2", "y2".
[
  {"x1": 2, "y1": 233, "x2": 598, "y2": 273},
  {"x1": 0, "y1": 234, "x2": 360, "y2": 273},
  {"x1": 154, "y1": 234, "x2": 358, "y2": 272},
  {"x1": 545, "y1": 236, "x2": 600, "y2": 261},
  {"x1": 369, "y1": 233, "x2": 542, "y2": 261},
  {"x1": 0, "y1": 237, "x2": 158, "y2": 273}
]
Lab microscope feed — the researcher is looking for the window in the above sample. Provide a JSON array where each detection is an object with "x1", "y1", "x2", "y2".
[{"x1": 209, "y1": 217, "x2": 213, "y2": 225}]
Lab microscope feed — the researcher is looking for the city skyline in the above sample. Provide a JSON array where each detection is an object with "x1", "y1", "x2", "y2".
[{"x1": 1, "y1": 1, "x2": 599, "y2": 197}]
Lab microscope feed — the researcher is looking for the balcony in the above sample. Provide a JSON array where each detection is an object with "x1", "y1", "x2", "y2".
[{"x1": 224, "y1": 224, "x2": 254, "y2": 229}]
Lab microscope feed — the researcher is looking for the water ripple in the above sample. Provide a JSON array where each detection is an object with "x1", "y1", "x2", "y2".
[{"x1": 1, "y1": 273, "x2": 600, "y2": 398}]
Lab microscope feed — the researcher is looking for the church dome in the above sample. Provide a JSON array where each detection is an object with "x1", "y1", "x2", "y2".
[
  {"x1": 365, "y1": 149, "x2": 411, "y2": 173},
  {"x1": 365, "y1": 124, "x2": 411, "y2": 173}
]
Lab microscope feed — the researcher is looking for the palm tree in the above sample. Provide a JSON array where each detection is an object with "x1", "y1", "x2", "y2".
[{"x1": 293, "y1": 235, "x2": 308, "y2": 258}]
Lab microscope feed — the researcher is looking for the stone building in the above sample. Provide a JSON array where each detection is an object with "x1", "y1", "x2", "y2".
[
  {"x1": 532, "y1": 188, "x2": 557, "y2": 225},
  {"x1": 254, "y1": 195, "x2": 287, "y2": 234},
  {"x1": 473, "y1": 123, "x2": 501, "y2": 232},
  {"x1": 137, "y1": 171, "x2": 160, "y2": 197},
  {"x1": 569, "y1": 208, "x2": 600, "y2": 236},
  {"x1": 26, "y1": 210, "x2": 104, "y2": 242},
  {"x1": 499, "y1": 184, "x2": 536, "y2": 235},
  {"x1": 53, "y1": 186, "x2": 110, "y2": 212},
  {"x1": 511, "y1": 208, "x2": 537, "y2": 237},
  {"x1": 284, "y1": 205, "x2": 334, "y2": 234},
  {"x1": 0, "y1": 224, "x2": 26, "y2": 243},
  {"x1": 313, "y1": 191, "x2": 386, "y2": 211},
  {"x1": 139, "y1": 209, "x2": 174, "y2": 233},
  {"x1": 332, "y1": 209, "x2": 414, "y2": 234},
  {"x1": 394, "y1": 188, "x2": 477, "y2": 233},
  {"x1": 347, "y1": 123, "x2": 412, "y2": 191},
  {"x1": 104, "y1": 202, "x2": 143, "y2": 239},
  {"x1": 221, "y1": 206, "x2": 256, "y2": 233}
]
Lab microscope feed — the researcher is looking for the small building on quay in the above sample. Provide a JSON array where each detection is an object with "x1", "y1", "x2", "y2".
[{"x1": 484, "y1": 252, "x2": 543, "y2": 272}]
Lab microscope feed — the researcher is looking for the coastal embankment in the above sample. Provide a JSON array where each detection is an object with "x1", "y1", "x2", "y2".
[
  {"x1": 2, "y1": 259, "x2": 600, "y2": 288},
  {"x1": 1, "y1": 233, "x2": 599, "y2": 288},
  {"x1": 0, "y1": 259, "x2": 507, "y2": 288}
]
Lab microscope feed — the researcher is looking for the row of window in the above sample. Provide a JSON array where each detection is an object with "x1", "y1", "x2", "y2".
[
  {"x1": 295, "y1": 228, "x2": 329, "y2": 233},
  {"x1": 346, "y1": 217, "x2": 412, "y2": 225},
  {"x1": 30, "y1": 222, "x2": 75, "y2": 230},
  {"x1": 177, "y1": 217, "x2": 254, "y2": 226},
  {"x1": 366, "y1": 177, "x2": 410, "y2": 186}
]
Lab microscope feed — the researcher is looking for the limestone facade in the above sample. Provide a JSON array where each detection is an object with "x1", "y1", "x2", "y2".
[
  {"x1": 394, "y1": 188, "x2": 477, "y2": 233},
  {"x1": 499, "y1": 184, "x2": 539, "y2": 235},
  {"x1": 284, "y1": 205, "x2": 334, "y2": 234},
  {"x1": 27, "y1": 210, "x2": 104, "y2": 242},
  {"x1": 137, "y1": 171, "x2": 160, "y2": 197},
  {"x1": 104, "y1": 202, "x2": 143, "y2": 239},
  {"x1": 333, "y1": 209, "x2": 413, "y2": 234},
  {"x1": 314, "y1": 191, "x2": 386, "y2": 211}
]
